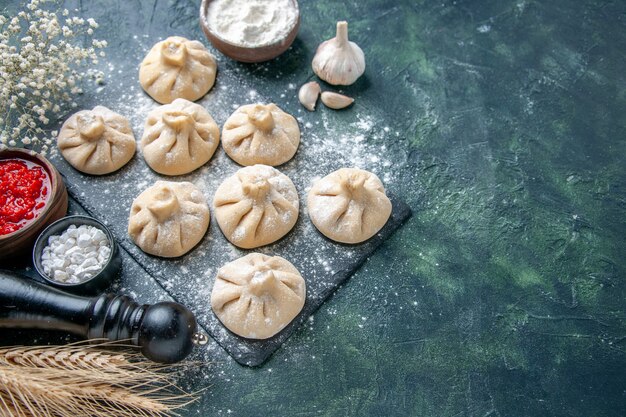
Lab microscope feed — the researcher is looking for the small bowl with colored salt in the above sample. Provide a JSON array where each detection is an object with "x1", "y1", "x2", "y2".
[
  {"x1": 200, "y1": 0, "x2": 300, "y2": 63},
  {"x1": 33, "y1": 215, "x2": 121, "y2": 294},
  {"x1": 0, "y1": 147, "x2": 68, "y2": 260}
]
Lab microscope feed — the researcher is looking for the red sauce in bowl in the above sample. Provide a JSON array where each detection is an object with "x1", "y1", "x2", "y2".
[{"x1": 0, "y1": 158, "x2": 51, "y2": 236}]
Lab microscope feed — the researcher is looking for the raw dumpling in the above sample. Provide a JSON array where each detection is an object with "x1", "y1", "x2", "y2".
[
  {"x1": 139, "y1": 36, "x2": 217, "y2": 104},
  {"x1": 222, "y1": 103, "x2": 300, "y2": 166},
  {"x1": 141, "y1": 98, "x2": 220, "y2": 175},
  {"x1": 57, "y1": 106, "x2": 135, "y2": 175},
  {"x1": 213, "y1": 165, "x2": 298, "y2": 249},
  {"x1": 307, "y1": 168, "x2": 392, "y2": 244},
  {"x1": 128, "y1": 181, "x2": 210, "y2": 257},
  {"x1": 211, "y1": 253, "x2": 306, "y2": 339}
]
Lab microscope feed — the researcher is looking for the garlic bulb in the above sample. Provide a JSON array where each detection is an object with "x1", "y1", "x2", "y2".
[{"x1": 312, "y1": 21, "x2": 365, "y2": 86}]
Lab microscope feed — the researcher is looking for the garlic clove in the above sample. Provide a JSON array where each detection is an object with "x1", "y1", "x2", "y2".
[
  {"x1": 298, "y1": 81, "x2": 321, "y2": 111},
  {"x1": 320, "y1": 91, "x2": 354, "y2": 110},
  {"x1": 312, "y1": 21, "x2": 365, "y2": 86}
]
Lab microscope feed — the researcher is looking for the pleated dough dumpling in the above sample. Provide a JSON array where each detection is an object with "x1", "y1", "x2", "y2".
[
  {"x1": 222, "y1": 103, "x2": 300, "y2": 166},
  {"x1": 139, "y1": 36, "x2": 217, "y2": 104},
  {"x1": 128, "y1": 181, "x2": 210, "y2": 257},
  {"x1": 57, "y1": 106, "x2": 136, "y2": 175},
  {"x1": 307, "y1": 168, "x2": 392, "y2": 244},
  {"x1": 211, "y1": 253, "x2": 306, "y2": 339},
  {"x1": 213, "y1": 165, "x2": 298, "y2": 249},
  {"x1": 141, "y1": 99, "x2": 220, "y2": 175}
]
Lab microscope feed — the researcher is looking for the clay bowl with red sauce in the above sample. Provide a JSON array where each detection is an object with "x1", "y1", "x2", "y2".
[
  {"x1": 0, "y1": 148, "x2": 68, "y2": 261},
  {"x1": 199, "y1": 0, "x2": 300, "y2": 63}
]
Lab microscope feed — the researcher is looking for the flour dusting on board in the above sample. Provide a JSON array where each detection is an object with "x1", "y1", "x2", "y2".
[{"x1": 48, "y1": 34, "x2": 409, "y2": 366}]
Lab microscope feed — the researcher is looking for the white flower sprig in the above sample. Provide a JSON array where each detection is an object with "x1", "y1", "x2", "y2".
[{"x1": 0, "y1": 0, "x2": 107, "y2": 154}]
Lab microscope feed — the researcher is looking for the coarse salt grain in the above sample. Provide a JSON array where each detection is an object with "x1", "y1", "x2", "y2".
[{"x1": 41, "y1": 224, "x2": 111, "y2": 284}]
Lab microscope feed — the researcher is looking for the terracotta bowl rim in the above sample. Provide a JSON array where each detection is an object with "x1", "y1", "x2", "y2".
[
  {"x1": 0, "y1": 147, "x2": 64, "y2": 242},
  {"x1": 199, "y1": 0, "x2": 300, "y2": 62}
]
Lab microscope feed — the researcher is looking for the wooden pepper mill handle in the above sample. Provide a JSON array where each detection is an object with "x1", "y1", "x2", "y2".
[{"x1": 0, "y1": 270, "x2": 204, "y2": 363}]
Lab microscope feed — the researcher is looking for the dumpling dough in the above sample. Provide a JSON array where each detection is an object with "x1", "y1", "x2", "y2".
[
  {"x1": 139, "y1": 36, "x2": 217, "y2": 104},
  {"x1": 128, "y1": 181, "x2": 209, "y2": 257},
  {"x1": 211, "y1": 253, "x2": 306, "y2": 339},
  {"x1": 307, "y1": 168, "x2": 392, "y2": 244},
  {"x1": 213, "y1": 165, "x2": 298, "y2": 249},
  {"x1": 141, "y1": 99, "x2": 220, "y2": 175},
  {"x1": 222, "y1": 103, "x2": 300, "y2": 166},
  {"x1": 57, "y1": 106, "x2": 135, "y2": 175}
]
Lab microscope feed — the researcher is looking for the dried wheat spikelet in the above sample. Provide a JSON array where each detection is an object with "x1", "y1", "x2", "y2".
[{"x1": 0, "y1": 343, "x2": 201, "y2": 417}]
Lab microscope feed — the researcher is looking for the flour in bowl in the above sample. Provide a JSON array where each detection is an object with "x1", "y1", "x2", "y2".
[{"x1": 206, "y1": 0, "x2": 298, "y2": 47}]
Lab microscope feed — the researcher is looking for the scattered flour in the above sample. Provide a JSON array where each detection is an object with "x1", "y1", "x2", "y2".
[{"x1": 48, "y1": 32, "x2": 408, "y2": 368}]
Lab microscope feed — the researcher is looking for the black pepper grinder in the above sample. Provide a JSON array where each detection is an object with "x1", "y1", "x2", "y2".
[{"x1": 0, "y1": 270, "x2": 208, "y2": 363}]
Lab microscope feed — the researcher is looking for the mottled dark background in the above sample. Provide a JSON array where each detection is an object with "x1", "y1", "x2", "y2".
[{"x1": 2, "y1": 0, "x2": 626, "y2": 416}]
